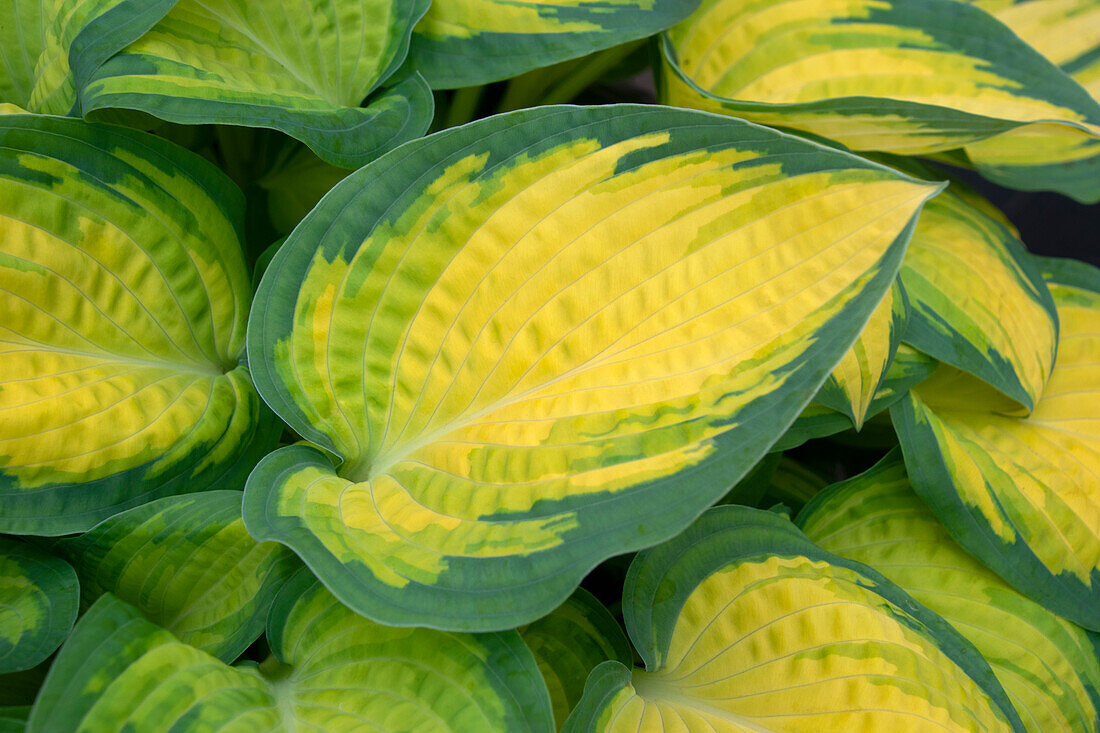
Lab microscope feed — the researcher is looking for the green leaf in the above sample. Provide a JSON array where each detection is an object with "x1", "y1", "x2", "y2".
[
  {"x1": 0, "y1": 706, "x2": 29, "y2": 733},
  {"x1": 520, "y1": 588, "x2": 634, "y2": 730},
  {"x1": 563, "y1": 504, "x2": 1024, "y2": 732},
  {"x1": 0, "y1": 0, "x2": 174, "y2": 113},
  {"x1": 660, "y1": 0, "x2": 1100, "y2": 170},
  {"x1": 245, "y1": 103, "x2": 941, "y2": 631},
  {"x1": 0, "y1": 112, "x2": 277, "y2": 534},
  {"x1": 81, "y1": 0, "x2": 434, "y2": 168},
  {"x1": 0, "y1": 538, "x2": 77, "y2": 674},
  {"x1": 410, "y1": 0, "x2": 699, "y2": 89},
  {"x1": 28, "y1": 581, "x2": 554, "y2": 732},
  {"x1": 53, "y1": 491, "x2": 300, "y2": 662},
  {"x1": 898, "y1": 182, "x2": 1058, "y2": 410},
  {"x1": 800, "y1": 453, "x2": 1100, "y2": 732},
  {"x1": 892, "y1": 258, "x2": 1100, "y2": 630}
]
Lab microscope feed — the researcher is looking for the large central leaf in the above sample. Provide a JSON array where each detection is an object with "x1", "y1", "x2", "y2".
[{"x1": 245, "y1": 105, "x2": 940, "y2": 631}]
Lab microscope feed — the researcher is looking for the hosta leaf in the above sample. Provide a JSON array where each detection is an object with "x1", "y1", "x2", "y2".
[
  {"x1": 775, "y1": 343, "x2": 937, "y2": 450},
  {"x1": 521, "y1": 588, "x2": 633, "y2": 729},
  {"x1": 0, "y1": 0, "x2": 174, "y2": 114},
  {"x1": 959, "y1": 0, "x2": 1100, "y2": 202},
  {"x1": 0, "y1": 113, "x2": 276, "y2": 534},
  {"x1": 81, "y1": 0, "x2": 434, "y2": 168},
  {"x1": 817, "y1": 280, "x2": 907, "y2": 428},
  {"x1": 245, "y1": 104, "x2": 940, "y2": 631},
  {"x1": 800, "y1": 453, "x2": 1100, "y2": 732},
  {"x1": 0, "y1": 706, "x2": 28, "y2": 733},
  {"x1": 53, "y1": 491, "x2": 300, "y2": 662},
  {"x1": 563, "y1": 505, "x2": 1023, "y2": 732},
  {"x1": 0, "y1": 538, "x2": 77, "y2": 674},
  {"x1": 409, "y1": 0, "x2": 699, "y2": 89},
  {"x1": 892, "y1": 258, "x2": 1100, "y2": 629},
  {"x1": 899, "y1": 181, "x2": 1058, "y2": 410},
  {"x1": 28, "y1": 579, "x2": 554, "y2": 732},
  {"x1": 661, "y1": 0, "x2": 1100, "y2": 161}
]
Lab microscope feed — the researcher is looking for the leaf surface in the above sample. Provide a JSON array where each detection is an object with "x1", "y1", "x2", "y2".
[
  {"x1": 0, "y1": 538, "x2": 77, "y2": 674},
  {"x1": 245, "y1": 104, "x2": 940, "y2": 630},
  {"x1": 27, "y1": 579, "x2": 554, "y2": 732},
  {"x1": 54, "y1": 491, "x2": 300, "y2": 662},
  {"x1": 800, "y1": 453, "x2": 1100, "y2": 732},
  {"x1": 563, "y1": 505, "x2": 1023, "y2": 732},
  {"x1": 0, "y1": 113, "x2": 276, "y2": 534},
  {"x1": 82, "y1": 0, "x2": 433, "y2": 168},
  {"x1": 410, "y1": 0, "x2": 699, "y2": 88},
  {"x1": 893, "y1": 258, "x2": 1100, "y2": 629}
]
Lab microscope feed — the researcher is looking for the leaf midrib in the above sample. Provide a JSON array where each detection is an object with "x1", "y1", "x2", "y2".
[{"x1": 8, "y1": 342, "x2": 229, "y2": 378}]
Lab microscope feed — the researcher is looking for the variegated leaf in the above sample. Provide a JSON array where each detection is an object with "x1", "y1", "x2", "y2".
[
  {"x1": 245, "y1": 104, "x2": 940, "y2": 631},
  {"x1": 410, "y1": 0, "x2": 699, "y2": 89},
  {"x1": 817, "y1": 280, "x2": 907, "y2": 428},
  {"x1": 563, "y1": 505, "x2": 1023, "y2": 732},
  {"x1": 53, "y1": 491, "x2": 300, "y2": 662},
  {"x1": 521, "y1": 588, "x2": 633, "y2": 730},
  {"x1": 0, "y1": 538, "x2": 77, "y2": 674},
  {"x1": 660, "y1": 0, "x2": 1100, "y2": 176},
  {"x1": 800, "y1": 453, "x2": 1100, "y2": 732},
  {"x1": 961, "y1": 0, "x2": 1100, "y2": 201},
  {"x1": 0, "y1": 0, "x2": 174, "y2": 114},
  {"x1": 27, "y1": 577, "x2": 554, "y2": 732},
  {"x1": 893, "y1": 257, "x2": 1100, "y2": 630},
  {"x1": 82, "y1": 0, "x2": 434, "y2": 168},
  {"x1": 0, "y1": 113, "x2": 277, "y2": 534},
  {"x1": 775, "y1": 343, "x2": 937, "y2": 451},
  {"x1": 899, "y1": 181, "x2": 1058, "y2": 410}
]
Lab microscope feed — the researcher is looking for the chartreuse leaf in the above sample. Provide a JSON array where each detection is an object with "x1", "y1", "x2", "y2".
[
  {"x1": 799, "y1": 453, "x2": 1100, "y2": 732},
  {"x1": 0, "y1": 538, "x2": 77, "y2": 674},
  {"x1": 245, "y1": 104, "x2": 941, "y2": 631},
  {"x1": 898, "y1": 181, "x2": 1058, "y2": 410},
  {"x1": 52, "y1": 491, "x2": 300, "y2": 662},
  {"x1": 775, "y1": 343, "x2": 937, "y2": 450},
  {"x1": 0, "y1": 113, "x2": 277, "y2": 534},
  {"x1": 0, "y1": 0, "x2": 174, "y2": 114},
  {"x1": 28, "y1": 577, "x2": 554, "y2": 732},
  {"x1": 81, "y1": 0, "x2": 434, "y2": 168},
  {"x1": 562, "y1": 504, "x2": 1024, "y2": 732},
  {"x1": 409, "y1": 0, "x2": 699, "y2": 89},
  {"x1": 816, "y1": 281, "x2": 907, "y2": 428},
  {"x1": 660, "y1": 0, "x2": 1100, "y2": 161},
  {"x1": 521, "y1": 588, "x2": 634, "y2": 729},
  {"x1": 893, "y1": 258, "x2": 1100, "y2": 630}
]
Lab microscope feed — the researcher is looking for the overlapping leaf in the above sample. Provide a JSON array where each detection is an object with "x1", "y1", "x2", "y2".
[
  {"x1": 0, "y1": 538, "x2": 77, "y2": 674},
  {"x1": 775, "y1": 343, "x2": 937, "y2": 450},
  {"x1": 0, "y1": 113, "x2": 277, "y2": 534},
  {"x1": 800, "y1": 453, "x2": 1100, "y2": 732},
  {"x1": 0, "y1": 0, "x2": 174, "y2": 114},
  {"x1": 53, "y1": 491, "x2": 300, "y2": 661},
  {"x1": 27, "y1": 576, "x2": 554, "y2": 732},
  {"x1": 816, "y1": 280, "x2": 907, "y2": 428},
  {"x1": 563, "y1": 505, "x2": 1023, "y2": 732},
  {"x1": 958, "y1": 0, "x2": 1100, "y2": 201},
  {"x1": 899, "y1": 179, "x2": 1058, "y2": 409},
  {"x1": 660, "y1": 0, "x2": 1100, "y2": 201},
  {"x1": 409, "y1": 0, "x2": 699, "y2": 89},
  {"x1": 81, "y1": 0, "x2": 434, "y2": 168},
  {"x1": 520, "y1": 588, "x2": 633, "y2": 729},
  {"x1": 245, "y1": 104, "x2": 940, "y2": 631},
  {"x1": 893, "y1": 257, "x2": 1100, "y2": 629}
]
